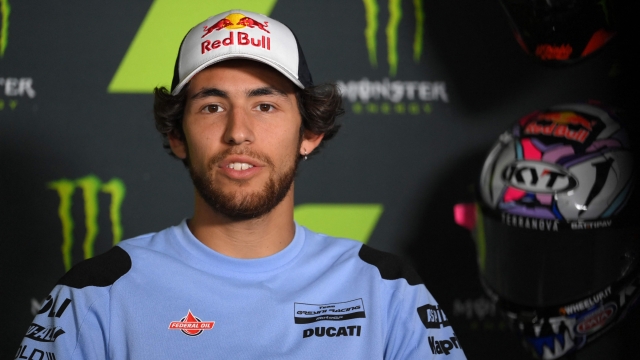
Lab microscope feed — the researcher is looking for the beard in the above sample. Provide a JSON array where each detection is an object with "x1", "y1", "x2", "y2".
[{"x1": 188, "y1": 147, "x2": 299, "y2": 220}]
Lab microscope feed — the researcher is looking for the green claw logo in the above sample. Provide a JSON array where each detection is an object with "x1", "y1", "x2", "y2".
[
  {"x1": 49, "y1": 175, "x2": 126, "y2": 271},
  {"x1": 363, "y1": 0, "x2": 425, "y2": 76},
  {"x1": 0, "y1": 0, "x2": 9, "y2": 58}
]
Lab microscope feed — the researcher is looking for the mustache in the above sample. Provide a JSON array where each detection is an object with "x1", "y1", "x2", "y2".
[{"x1": 208, "y1": 147, "x2": 275, "y2": 168}]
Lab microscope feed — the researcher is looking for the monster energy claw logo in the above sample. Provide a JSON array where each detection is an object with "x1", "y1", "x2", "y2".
[
  {"x1": 363, "y1": 0, "x2": 424, "y2": 76},
  {"x1": 49, "y1": 175, "x2": 126, "y2": 271},
  {"x1": 0, "y1": 0, "x2": 9, "y2": 58}
]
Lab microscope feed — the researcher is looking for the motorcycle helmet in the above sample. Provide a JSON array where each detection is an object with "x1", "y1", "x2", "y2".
[
  {"x1": 499, "y1": 0, "x2": 618, "y2": 63},
  {"x1": 456, "y1": 102, "x2": 639, "y2": 359}
]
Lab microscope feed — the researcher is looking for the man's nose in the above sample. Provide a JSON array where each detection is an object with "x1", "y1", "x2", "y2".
[{"x1": 223, "y1": 108, "x2": 255, "y2": 145}]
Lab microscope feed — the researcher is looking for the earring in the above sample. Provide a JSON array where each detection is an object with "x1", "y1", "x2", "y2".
[{"x1": 303, "y1": 150, "x2": 308, "y2": 161}]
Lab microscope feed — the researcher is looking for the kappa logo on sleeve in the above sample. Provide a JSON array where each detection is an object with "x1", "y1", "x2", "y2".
[
  {"x1": 294, "y1": 299, "x2": 366, "y2": 324},
  {"x1": 428, "y1": 333, "x2": 463, "y2": 356},
  {"x1": 168, "y1": 310, "x2": 215, "y2": 337},
  {"x1": 418, "y1": 304, "x2": 450, "y2": 329}
]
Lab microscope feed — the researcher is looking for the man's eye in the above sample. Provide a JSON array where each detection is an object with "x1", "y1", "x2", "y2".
[
  {"x1": 258, "y1": 104, "x2": 274, "y2": 112},
  {"x1": 203, "y1": 104, "x2": 221, "y2": 113}
]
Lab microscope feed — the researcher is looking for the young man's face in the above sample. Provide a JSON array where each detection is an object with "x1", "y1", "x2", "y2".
[{"x1": 170, "y1": 60, "x2": 320, "y2": 219}]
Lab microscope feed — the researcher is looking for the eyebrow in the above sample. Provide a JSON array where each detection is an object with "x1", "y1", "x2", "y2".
[
  {"x1": 246, "y1": 86, "x2": 289, "y2": 98},
  {"x1": 190, "y1": 86, "x2": 290, "y2": 100},
  {"x1": 190, "y1": 88, "x2": 228, "y2": 100}
]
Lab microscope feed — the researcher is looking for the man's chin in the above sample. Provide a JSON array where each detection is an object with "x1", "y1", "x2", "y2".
[{"x1": 208, "y1": 195, "x2": 279, "y2": 220}]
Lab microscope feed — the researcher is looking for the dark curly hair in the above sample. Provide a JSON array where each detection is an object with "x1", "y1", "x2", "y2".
[{"x1": 153, "y1": 82, "x2": 344, "y2": 164}]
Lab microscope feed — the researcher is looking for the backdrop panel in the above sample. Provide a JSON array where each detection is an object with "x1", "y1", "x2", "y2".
[{"x1": 1, "y1": 0, "x2": 637, "y2": 358}]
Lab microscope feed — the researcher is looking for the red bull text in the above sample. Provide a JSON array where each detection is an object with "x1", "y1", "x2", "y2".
[
  {"x1": 201, "y1": 32, "x2": 271, "y2": 54},
  {"x1": 523, "y1": 112, "x2": 595, "y2": 143}
]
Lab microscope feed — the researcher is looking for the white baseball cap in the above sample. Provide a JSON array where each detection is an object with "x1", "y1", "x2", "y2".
[{"x1": 171, "y1": 9, "x2": 314, "y2": 94}]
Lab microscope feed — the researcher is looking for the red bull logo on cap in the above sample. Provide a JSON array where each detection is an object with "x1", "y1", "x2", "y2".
[
  {"x1": 523, "y1": 111, "x2": 598, "y2": 144},
  {"x1": 202, "y1": 13, "x2": 270, "y2": 38},
  {"x1": 200, "y1": 13, "x2": 271, "y2": 54}
]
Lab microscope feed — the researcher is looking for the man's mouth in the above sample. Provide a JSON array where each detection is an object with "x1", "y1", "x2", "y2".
[{"x1": 227, "y1": 162, "x2": 255, "y2": 171}]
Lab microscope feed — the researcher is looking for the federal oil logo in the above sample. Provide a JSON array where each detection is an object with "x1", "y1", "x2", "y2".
[{"x1": 168, "y1": 310, "x2": 215, "y2": 336}]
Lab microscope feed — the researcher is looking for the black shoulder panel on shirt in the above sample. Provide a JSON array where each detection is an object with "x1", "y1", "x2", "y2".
[
  {"x1": 358, "y1": 244, "x2": 423, "y2": 286},
  {"x1": 57, "y1": 246, "x2": 132, "y2": 288}
]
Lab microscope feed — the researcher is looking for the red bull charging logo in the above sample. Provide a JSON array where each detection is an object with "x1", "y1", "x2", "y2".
[
  {"x1": 523, "y1": 111, "x2": 598, "y2": 144},
  {"x1": 200, "y1": 13, "x2": 271, "y2": 54}
]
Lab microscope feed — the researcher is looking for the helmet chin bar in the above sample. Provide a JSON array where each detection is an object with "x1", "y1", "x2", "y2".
[{"x1": 482, "y1": 270, "x2": 640, "y2": 360}]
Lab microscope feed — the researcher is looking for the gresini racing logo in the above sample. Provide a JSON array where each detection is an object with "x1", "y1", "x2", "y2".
[
  {"x1": 362, "y1": 0, "x2": 424, "y2": 76},
  {"x1": 49, "y1": 174, "x2": 126, "y2": 271},
  {"x1": 294, "y1": 299, "x2": 365, "y2": 324},
  {"x1": 168, "y1": 310, "x2": 215, "y2": 336},
  {"x1": 418, "y1": 304, "x2": 450, "y2": 329}
]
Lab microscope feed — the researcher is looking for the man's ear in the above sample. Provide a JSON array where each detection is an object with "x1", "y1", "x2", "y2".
[
  {"x1": 168, "y1": 131, "x2": 187, "y2": 159},
  {"x1": 299, "y1": 130, "x2": 325, "y2": 156}
]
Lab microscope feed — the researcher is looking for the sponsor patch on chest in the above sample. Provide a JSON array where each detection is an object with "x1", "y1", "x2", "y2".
[{"x1": 294, "y1": 299, "x2": 366, "y2": 324}]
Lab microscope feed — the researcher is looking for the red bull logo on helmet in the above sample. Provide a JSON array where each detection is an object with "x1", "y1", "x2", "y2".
[
  {"x1": 523, "y1": 111, "x2": 597, "y2": 144},
  {"x1": 200, "y1": 13, "x2": 271, "y2": 55},
  {"x1": 535, "y1": 44, "x2": 573, "y2": 61}
]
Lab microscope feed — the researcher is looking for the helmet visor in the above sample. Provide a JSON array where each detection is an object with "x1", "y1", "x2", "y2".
[{"x1": 475, "y1": 205, "x2": 638, "y2": 307}]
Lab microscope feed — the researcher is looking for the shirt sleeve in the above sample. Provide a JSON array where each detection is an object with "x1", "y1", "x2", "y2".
[
  {"x1": 18, "y1": 283, "x2": 110, "y2": 360},
  {"x1": 385, "y1": 282, "x2": 467, "y2": 360}
]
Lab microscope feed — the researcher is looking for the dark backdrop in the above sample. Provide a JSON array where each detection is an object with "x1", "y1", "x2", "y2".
[{"x1": 1, "y1": 0, "x2": 637, "y2": 358}]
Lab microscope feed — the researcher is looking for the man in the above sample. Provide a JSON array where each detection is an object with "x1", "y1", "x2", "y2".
[{"x1": 19, "y1": 10, "x2": 466, "y2": 359}]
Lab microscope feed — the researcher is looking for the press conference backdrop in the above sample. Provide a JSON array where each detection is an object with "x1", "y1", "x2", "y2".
[{"x1": 1, "y1": 0, "x2": 637, "y2": 358}]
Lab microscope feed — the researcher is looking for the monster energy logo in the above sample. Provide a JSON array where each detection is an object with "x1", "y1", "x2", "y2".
[
  {"x1": 363, "y1": 0, "x2": 425, "y2": 76},
  {"x1": 0, "y1": 0, "x2": 9, "y2": 58},
  {"x1": 48, "y1": 175, "x2": 126, "y2": 271}
]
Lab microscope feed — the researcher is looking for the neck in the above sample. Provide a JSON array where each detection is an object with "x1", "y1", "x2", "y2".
[{"x1": 187, "y1": 186, "x2": 296, "y2": 259}]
